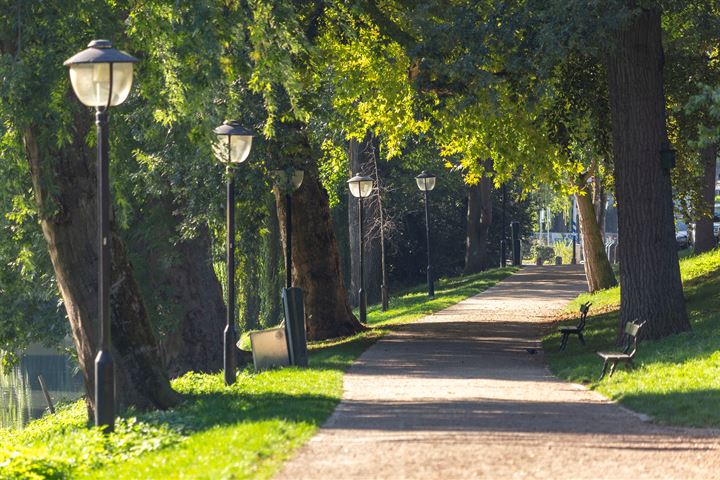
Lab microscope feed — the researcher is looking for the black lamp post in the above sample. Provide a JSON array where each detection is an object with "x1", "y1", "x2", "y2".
[
  {"x1": 500, "y1": 183, "x2": 507, "y2": 268},
  {"x1": 271, "y1": 168, "x2": 304, "y2": 289},
  {"x1": 348, "y1": 173, "x2": 374, "y2": 323},
  {"x1": 415, "y1": 171, "x2": 436, "y2": 297},
  {"x1": 213, "y1": 120, "x2": 254, "y2": 386},
  {"x1": 64, "y1": 40, "x2": 138, "y2": 432}
]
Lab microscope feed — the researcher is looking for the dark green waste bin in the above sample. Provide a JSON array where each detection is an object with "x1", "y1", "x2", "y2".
[{"x1": 282, "y1": 287, "x2": 308, "y2": 367}]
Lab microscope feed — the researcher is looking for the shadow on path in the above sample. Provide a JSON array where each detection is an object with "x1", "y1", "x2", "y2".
[{"x1": 276, "y1": 266, "x2": 720, "y2": 480}]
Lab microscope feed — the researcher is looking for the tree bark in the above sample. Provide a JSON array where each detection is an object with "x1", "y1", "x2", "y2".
[
  {"x1": 576, "y1": 188, "x2": 617, "y2": 292},
  {"x1": 592, "y1": 178, "x2": 607, "y2": 240},
  {"x1": 606, "y1": 7, "x2": 689, "y2": 339},
  {"x1": 23, "y1": 114, "x2": 180, "y2": 412},
  {"x1": 464, "y1": 162, "x2": 494, "y2": 274},
  {"x1": 151, "y1": 225, "x2": 225, "y2": 378},
  {"x1": 274, "y1": 131, "x2": 365, "y2": 340},
  {"x1": 348, "y1": 137, "x2": 382, "y2": 305},
  {"x1": 694, "y1": 144, "x2": 717, "y2": 254}
]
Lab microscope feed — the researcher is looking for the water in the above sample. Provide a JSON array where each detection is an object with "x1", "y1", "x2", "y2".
[{"x1": 0, "y1": 344, "x2": 84, "y2": 429}]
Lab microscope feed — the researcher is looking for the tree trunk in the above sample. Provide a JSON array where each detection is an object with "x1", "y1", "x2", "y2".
[
  {"x1": 463, "y1": 168, "x2": 493, "y2": 274},
  {"x1": 348, "y1": 137, "x2": 382, "y2": 305},
  {"x1": 606, "y1": 7, "x2": 689, "y2": 339},
  {"x1": 576, "y1": 189, "x2": 617, "y2": 292},
  {"x1": 592, "y1": 179, "x2": 607, "y2": 240},
  {"x1": 124, "y1": 193, "x2": 226, "y2": 378},
  {"x1": 370, "y1": 142, "x2": 390, "y2": 310},
  {"x1": 274, "y1": 132, "x2": 365, "y2": 340},
  {"x1": 23, "y1": 115, "x2": 179, "y2": 412},
  {"x1": 694, "y1": 144, "x2": 717, "y2": 254},
  {"x1": 153, "y1": 225, "x2": 225, "y2": 378}
]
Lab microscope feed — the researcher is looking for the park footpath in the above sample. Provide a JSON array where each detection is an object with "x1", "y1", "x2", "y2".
[{"x1": 277, "y1": 265, "x2": 720, "y2": 479}]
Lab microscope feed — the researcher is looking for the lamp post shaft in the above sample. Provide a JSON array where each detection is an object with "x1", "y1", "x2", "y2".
[
  {"x1": 95, "y1": 108, "x2": 114, "y2": 432},
  {"x1": 501, "y1": 184, "x2": 507, "y2": 267},
  {"x1": 358, "y1": 197, "x2": 366, "y2": 323},
  {"x1": 285, "y1": 192, "x2": 292, "y2": 289},
  {"x1": 225, "y1": 171, "x2": 237, "y2": 386},
  {"x1": 424, "y1": 190, "x2": 434, "y2": 297}
]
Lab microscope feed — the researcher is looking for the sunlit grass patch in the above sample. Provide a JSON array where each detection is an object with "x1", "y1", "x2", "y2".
[{"x1": 545, "y1": 249, "x2": 720, "y2": 427}]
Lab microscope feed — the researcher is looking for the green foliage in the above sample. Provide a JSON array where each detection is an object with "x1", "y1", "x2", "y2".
[
  {"x1": 530, "y1": 244, "x2": 556, "y2": 264},
  {"x1": 552, "y1": 240, "x2": 574, "y2": 265},
  {"x1": 0, "y1": 402, "x2": 182, "y2": 478},
  {"x1": 545, "y1": 248, "x2": 720, "y2": 426}
]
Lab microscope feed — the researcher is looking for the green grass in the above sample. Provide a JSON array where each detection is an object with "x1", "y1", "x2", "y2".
[
  {"x1": 544, "y1": 249, "x2": 720, "y2": 427},
  {"x1": 0, "y1": 267, "x2": 515, "y2": 480}
]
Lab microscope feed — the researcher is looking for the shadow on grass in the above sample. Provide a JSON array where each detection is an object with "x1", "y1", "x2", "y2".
[
  {"x1": 620, "y1": 390, "x2": 720, "y2": 428},
  {"x1": 544, "y1": 263, "x2": 720, "y2": 426}
]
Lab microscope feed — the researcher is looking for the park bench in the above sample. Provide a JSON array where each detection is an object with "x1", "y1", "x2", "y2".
[
  {"x1": 597, "y1": 320, "x2": 646, "y2": 380},
  {"x1": 558, "y1": 302, "x2": 591, "y2": 351}
]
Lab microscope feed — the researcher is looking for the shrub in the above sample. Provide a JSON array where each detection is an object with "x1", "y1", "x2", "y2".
[{"x1": 530, "y1": 244, "x2": 555, "y2": 264}]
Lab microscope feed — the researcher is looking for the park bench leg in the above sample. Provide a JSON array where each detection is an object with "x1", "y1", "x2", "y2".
[
  {"x1": 559, "y1": 333, "x2": 568, "y2": 351},
  {"x1": 578, "y1": 333, "x2": 585, "y2": 345},
  {"x1": 599, "y1": 359, "x2": 609, "y2": 380},
  {"x1": 608, "y1": 361, "x2": 618, "y2": 378}
]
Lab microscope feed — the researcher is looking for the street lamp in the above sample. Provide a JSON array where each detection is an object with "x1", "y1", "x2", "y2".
[
  {"x1": 348, "y1": 173, "x2": 374, "y2": 323},
  {"x1": 213, "y1": 120, "x2": 254, "y2": 386},
  {"x1": 271, "y1": 168, "x2": 304, "y2": 289},
  {"x1": 64, "y1": 39, "x2": 138, "y2": 432},
  {"x1": 415, "y1": 171, "x2": 436, "y2": 297}
]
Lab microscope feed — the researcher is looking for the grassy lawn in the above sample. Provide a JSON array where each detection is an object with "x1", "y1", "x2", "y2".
[
  {"x1": 0, "y1": 267, "x2": 516, "y2": 480},
  {"x1": 543, "y1": 249, "x2": 720, "y2": 427}
]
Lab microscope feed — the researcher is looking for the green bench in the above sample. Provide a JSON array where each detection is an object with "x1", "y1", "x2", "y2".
[{"x1": 597, "y1": 320, "x2": 646, "y2": 380}]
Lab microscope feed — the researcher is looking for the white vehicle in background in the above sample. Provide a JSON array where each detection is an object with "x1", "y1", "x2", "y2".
[{"x1": 676, "y1": 220, "x2": 690, "y2": 249}]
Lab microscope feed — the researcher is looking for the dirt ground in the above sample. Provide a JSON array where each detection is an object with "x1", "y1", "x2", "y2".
[{"x1": 276, "y1": 266, "x2": 720, "y2": 480}]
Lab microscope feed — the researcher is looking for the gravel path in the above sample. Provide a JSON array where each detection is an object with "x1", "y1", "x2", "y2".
[{"x1": 276, "y1": 266, "x2": 720, "y2": 479}]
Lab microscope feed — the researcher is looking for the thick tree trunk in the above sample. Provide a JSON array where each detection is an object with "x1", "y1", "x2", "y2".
[
  {"x1": 274, "y1": 132, "x2": 365, "y2": 340},
  {"x1": 348, "y1": 138, "x2": 382, "y2": 305},
  {"x1": 606, "y1": 7, "x2": 689, "y2": 339},
  {"x1": 694, "y1": 144, "x2": 717, "y2": 254},
  {"x1": 23, "y1": 116, "x2": 179, "y2": 412},
  {"x1": 576, "y1": 189, "x2": 617, "y2": 292},
  {"x1": 152, "y1": 225, "x2": 225, "y2": 378},
  {"x1": 124, "y1": 194, "x2": 225, "y2": 378},
  {"x1": 463, "y1": 169, "x2": 493, "y2": 274}
]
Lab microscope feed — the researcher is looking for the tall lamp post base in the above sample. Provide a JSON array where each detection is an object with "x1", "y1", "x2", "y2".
[
  {"x1": 94, "y1": 350, "x2": 114, "y2": 432},
  {"x1": 358, "y1": 288, "x2": 367, "y2": 323},
  {"x1": 223, "y1": 325, "x2": 237, "y2": 385},
  {"x1": 427, "y1": 266, "x2": 434, "y2": 297}
]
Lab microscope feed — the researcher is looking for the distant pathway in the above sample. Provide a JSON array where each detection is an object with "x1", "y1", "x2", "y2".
[{"x1": 277, "y1": 266, "x2": 720, "y2": 479}]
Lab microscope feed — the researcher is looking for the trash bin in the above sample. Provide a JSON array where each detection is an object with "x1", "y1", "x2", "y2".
[{"x1": 282, "y1": 287, "x2": 308, "y2": 367}]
